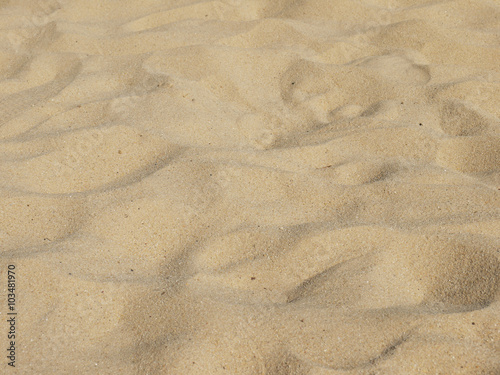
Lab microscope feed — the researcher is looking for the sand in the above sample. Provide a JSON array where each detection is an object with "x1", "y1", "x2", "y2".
[{"x1": 0, "y1": 0, "x2": 499, "y2": 373}]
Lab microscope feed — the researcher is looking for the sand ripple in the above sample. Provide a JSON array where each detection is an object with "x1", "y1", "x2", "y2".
[{"x1": 0, "y1": 0, "x2": 499, "y2": 373}]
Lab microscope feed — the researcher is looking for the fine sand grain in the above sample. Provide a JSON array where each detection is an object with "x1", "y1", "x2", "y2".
[{"x1": 0, "y1": 0, "x2": 499, "y2": 374}]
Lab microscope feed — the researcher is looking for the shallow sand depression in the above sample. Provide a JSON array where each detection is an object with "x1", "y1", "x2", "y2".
[{"x1": 0, "y1": 0, "x2": 499, "y2": 374}]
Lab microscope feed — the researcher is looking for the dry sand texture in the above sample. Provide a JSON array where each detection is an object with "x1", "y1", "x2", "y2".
[{"x1": 0, "y1": 0, "x2": 500, "y2": 374}]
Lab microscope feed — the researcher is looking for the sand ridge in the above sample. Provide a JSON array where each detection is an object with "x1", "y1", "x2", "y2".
[{"x1": 0, "y1": 0, "x2": 499, "y2": 374}]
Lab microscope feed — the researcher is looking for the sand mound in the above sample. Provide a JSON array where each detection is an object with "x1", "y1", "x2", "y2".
[{"x1": 1, "y1": 0, "x2": 499, "y2": 374}]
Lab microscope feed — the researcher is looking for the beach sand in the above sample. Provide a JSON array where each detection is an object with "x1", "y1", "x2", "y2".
[{"x1": 0, "y1": 0, "x2": 499, "y2": 373}]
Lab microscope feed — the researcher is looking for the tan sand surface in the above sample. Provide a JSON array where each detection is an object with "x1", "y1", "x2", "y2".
[{"x1": 0, "y1": 0, "x2": 499, "y2": 373}]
